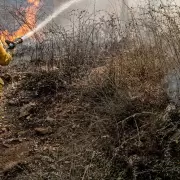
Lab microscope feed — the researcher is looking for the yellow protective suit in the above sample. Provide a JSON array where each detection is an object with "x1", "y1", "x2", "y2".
[
  {"x1": 0, "y1": 42, "x2": 13, "y2": 95},
  {"x1": 0, "y1": 44, "x2": 12, "y2": 66}
]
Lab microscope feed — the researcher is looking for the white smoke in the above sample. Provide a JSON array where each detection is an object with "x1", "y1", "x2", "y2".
[{"x1": 52, "y1": 0, "x2": 133, "y2": 27}]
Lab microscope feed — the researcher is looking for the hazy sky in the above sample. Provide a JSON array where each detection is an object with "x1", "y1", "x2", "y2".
[
  {"x1": 52, "y1": 0, "x2": 132, "y2": 27},
  {"x1": 51, "y1": 0, "x2": 180, "y2": 30},
  {"x1": 2, "y1": 0, "x2": 180, "y2": 31}
]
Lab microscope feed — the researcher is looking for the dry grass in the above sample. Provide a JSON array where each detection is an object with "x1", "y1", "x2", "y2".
[{"x1": 1, "y1": 1, "x2": 180, "y2": 180}]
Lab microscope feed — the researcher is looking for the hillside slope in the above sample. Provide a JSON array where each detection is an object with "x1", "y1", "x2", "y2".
[
  {"x1": 1, "y1": 2, "x2": 180, "y2": 179},
  {"x1": 0, "y1": 55, "x2": 180, "y2": 179}
]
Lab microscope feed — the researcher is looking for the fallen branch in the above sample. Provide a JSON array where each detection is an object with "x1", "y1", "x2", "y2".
[{"x1": 118, "y1": 111, "x2": 156, "y2": 125}]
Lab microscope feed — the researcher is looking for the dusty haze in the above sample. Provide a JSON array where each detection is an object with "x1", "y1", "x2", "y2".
[
  {"x1": 52, "y1": 0, "x2": 180, "y2": 28},
  {"x1": 52, "y1": 0, "x2": 132, "y2": 27}
]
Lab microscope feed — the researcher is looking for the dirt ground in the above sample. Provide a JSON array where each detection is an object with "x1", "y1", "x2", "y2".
[{"x1": 0, "y1": 62, "x2": 180, "y2": 180}]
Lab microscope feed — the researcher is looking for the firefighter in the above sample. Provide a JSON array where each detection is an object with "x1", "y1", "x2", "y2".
[{"x1": 0, "y1": 41, "x2": 13, "y2": 95}]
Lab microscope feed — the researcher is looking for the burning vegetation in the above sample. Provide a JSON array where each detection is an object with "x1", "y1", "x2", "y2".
[
  {"x1": 0, "y1": 0, "x2": 40, "y2": 44},
  {"x1": 0, "y1": 1, "x2": 180, "y2": 180}
]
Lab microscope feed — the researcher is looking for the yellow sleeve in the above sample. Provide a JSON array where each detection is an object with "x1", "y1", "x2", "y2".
[{"x1": 0, "y1": 44, "x2": 12, "y2": 66}]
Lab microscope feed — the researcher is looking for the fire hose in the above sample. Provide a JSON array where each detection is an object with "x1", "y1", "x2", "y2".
[{"x1": 5, "y1": 37, "x2": 23, "y2": 50}]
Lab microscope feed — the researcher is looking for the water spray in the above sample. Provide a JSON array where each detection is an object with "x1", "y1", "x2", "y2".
[
  {"x1": 5, "y1": 0, "x2": 82, "y2": 49},
  {"x1": 23, "y1": 0, "x2": 83, "y2": 40}
]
